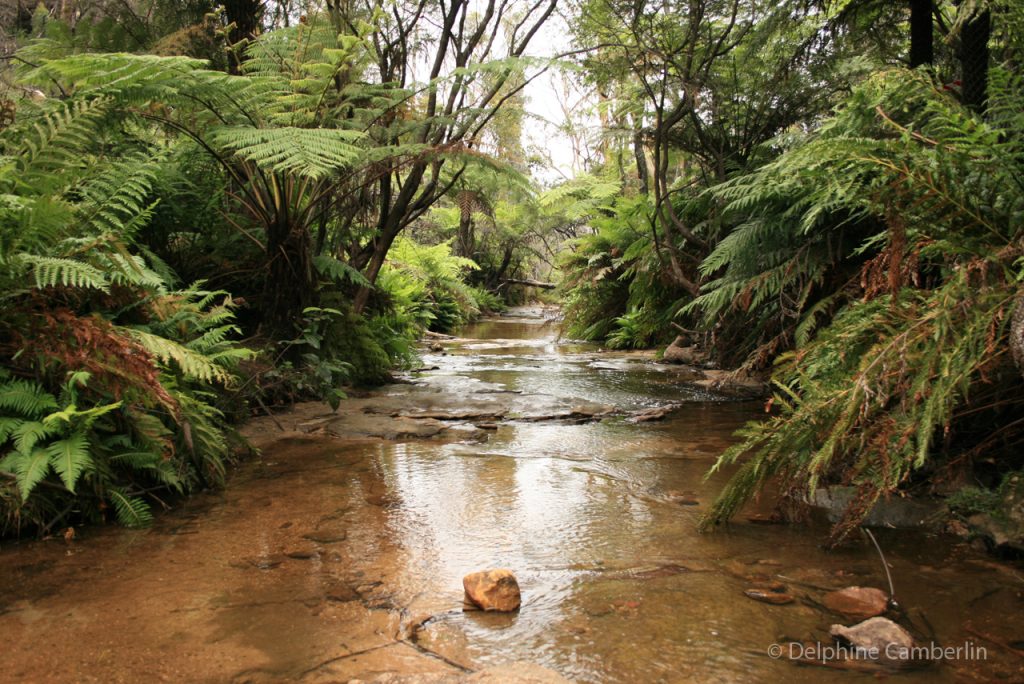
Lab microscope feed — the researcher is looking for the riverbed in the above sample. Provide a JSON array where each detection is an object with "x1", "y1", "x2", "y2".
[{"x1": 1, "y1": 307, "x2": 1022, "y2": 682}]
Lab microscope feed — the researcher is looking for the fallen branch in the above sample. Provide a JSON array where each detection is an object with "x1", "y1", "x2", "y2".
[{"x1": 502, "y1": 278, "x2": 557, "y2": 289}]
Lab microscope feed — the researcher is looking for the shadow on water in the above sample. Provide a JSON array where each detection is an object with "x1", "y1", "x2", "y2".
[{"x1": 2, "y1": 307, "x2": 1023, "y2": 682}]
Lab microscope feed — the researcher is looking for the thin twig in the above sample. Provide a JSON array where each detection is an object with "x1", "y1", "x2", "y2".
[{"x1": 863, "y1": 527, "x2": 897, "y2": 607}]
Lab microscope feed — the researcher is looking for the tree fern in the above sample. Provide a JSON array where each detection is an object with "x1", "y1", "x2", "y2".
[
  {"x1": 207, "y1": 126, "x2": 364, "y2": 179},
  {"x1": 700, "y1": 56, "x2": 1024, "y2": 540}
]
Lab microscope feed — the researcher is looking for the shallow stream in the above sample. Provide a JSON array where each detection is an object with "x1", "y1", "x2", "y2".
[{"x1": 1, "y1": 307, "x2": 1021, "y2": 683}]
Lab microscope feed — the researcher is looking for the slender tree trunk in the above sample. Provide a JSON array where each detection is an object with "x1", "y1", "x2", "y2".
[
  {"x1": 961, "y1": 9, "x2": 990, "y2": 113},
  {"x1": 1012, "y1": 292, "x2": 1024, "y2": 381},
  {"x1": 632, "y1": 120, "x2": 649, "y2": 195},
  {"x1": 487, "y1": 243, "x2": 515, "y2": 289},
  {"x1": 909, "y1": 0, "x2": 933, "y2": 68},
  {"x1": 455, "y1": 190, "x2": 475, "y2": 257}
]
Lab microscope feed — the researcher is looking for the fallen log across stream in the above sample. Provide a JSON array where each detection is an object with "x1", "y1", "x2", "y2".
[{"x1": 502, "y1": 278, "x2": 557, "y2": 289}]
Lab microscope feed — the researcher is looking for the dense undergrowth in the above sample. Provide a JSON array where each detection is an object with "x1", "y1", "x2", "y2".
[
  {"x1": 0, "y1": 4, "x2": 559, "y2": 536},
  {"x1": 3, "y1": 0, "x2": 1023, "y2": 546},
  {"x1": 552, "y1": 1, "x2": 1024, "y2": 542}
]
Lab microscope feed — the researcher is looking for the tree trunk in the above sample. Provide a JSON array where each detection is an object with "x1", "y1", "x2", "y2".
[
  {"x1": 455, "y1": 189, "x2": 475, "y2": 258},
  {"x1": 633, "y1": 125, "x2": 649, "y2": 195},
  {"x1": 1012, "y1": 292, "x2": 1024, "y2": 381},
  {"x1": 961, "y1": 9, "x2": 990, "y2": 113},
  {"x1": 263, "y1": 218, "x2": 315, "y2": 337},
  {"x1": 488, "y1": 243, "x2": 514, "y2": 288},
  {"x1": 909, "y1": 0, "x2": 933, "y2": 68}
]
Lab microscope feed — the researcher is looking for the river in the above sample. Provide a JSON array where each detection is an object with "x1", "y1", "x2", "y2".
[{"x1": 0, "y1": 307, "x2": 1020, "y2": 683}]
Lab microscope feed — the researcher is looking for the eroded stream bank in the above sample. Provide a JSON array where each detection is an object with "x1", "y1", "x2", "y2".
[{"x1": 2, "y1": 307, "x2": 1024, "y2": 683}]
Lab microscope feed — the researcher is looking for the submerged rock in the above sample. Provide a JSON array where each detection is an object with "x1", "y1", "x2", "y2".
[
  {"x1": 743, "y1": 588, "x2": 794, "y2": 605},
  {"x1": 812, "y1": 486, "x2": 940, "y2": 530},
  {"x1": 463, "y1": 569, "x2": 521, "y2": 612},
  {"x1": 303, "y1": 530, "x2": 348, "y2": 544},
  {"x1": 830, "y1": 617, "x2": 914, "y2": 658},
  {"x1": 823, "y1": 586, "x2": 889, "y2": 620},
  {"x1": 627, "y1": 405, "x2": 681, "y2": 423},
  {"x1": 466, "y1": 662, "x2": 572, "y2": 682},
  {"x1": 352, "y1": 662, "x2": 572, "y2": 683}
]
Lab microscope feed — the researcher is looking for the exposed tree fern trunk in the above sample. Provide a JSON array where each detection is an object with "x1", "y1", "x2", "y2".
[
  {"x1": 455, "y1": 189, "x2": 475, "y2": 258},
  {"x1": 264, "y1": 218, "x2": 315, "y2": 336},
  {"x1": 1012, "y1": 291, "x2": 1024, "y2": 381}
]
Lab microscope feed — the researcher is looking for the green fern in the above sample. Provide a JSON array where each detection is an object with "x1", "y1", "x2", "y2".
[
  {"x1": 20, "y1": 255, "x2": 110, "y2": 291},
  {"x1": 45, "y1": 434, "x2": 91, "y2": 492},
  {"x1": 126, "y1": 328, "x2": 234, "y2": 385},
  {"x1": 208, "y1": 127, "x2": 364, "y2": 179},
  {"x1": 0, "y1": 380, "x2": 59, "y2": 416},
  {"x1": 108, "y1": 488, "x2": 153, "y2": 528}
]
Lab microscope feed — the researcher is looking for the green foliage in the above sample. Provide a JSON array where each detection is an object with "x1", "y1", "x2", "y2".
[
  {"x1": 560, "y1": 194, "x2": 679, "y2": 347},
  {"x1": 947, "y1": 486, "x2": 1003, "y2": 519},
  {"x1": 381, "y1": 237, "x2": 483, "y2": 334},
  {"x1": 0, "y1": 94, "x2": 249, "y2": 535},
  {"x1": 702, "y1": 55, "x2": 1024, "y2": 541}
]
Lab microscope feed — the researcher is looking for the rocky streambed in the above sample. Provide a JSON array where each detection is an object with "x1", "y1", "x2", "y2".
[{"x1": 2, "y1": 307, "x2": 1024, "y2": 683}]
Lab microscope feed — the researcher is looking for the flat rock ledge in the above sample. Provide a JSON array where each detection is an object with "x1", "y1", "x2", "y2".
[{"x1": 279, "y1": 382, "x2": 616, "y2": 442}]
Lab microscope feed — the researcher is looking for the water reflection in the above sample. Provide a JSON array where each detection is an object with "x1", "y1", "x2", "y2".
[{"x1": 1, "y1": 311, "x2": 1017, "y2": 683}]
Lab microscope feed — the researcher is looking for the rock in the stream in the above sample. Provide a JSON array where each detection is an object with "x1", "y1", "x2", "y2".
[
  {"x1": 661, "y1": 337, "x2": 706, "y2": 365},
  {"x1": 830, "y1": 617, "x2": 914, "y2": 659},
  {"x1": 823, "y1": 586, "x2": 889, "y2": 620},
  {"x1": 463, "y1": 569, "x2": 521, "y2": 612},
  {"x1": 627, "y1": 405, "x2": 680, "y2": 423},
  {"x1": 743, "y1": 588, "x2": 794, "y2": 605},
  {"x1": 465, "y1": 662, "x2": 572, "y2": 682},
  {"x1": 812, "y1": 486, "x2": 940, "y2": 530}
]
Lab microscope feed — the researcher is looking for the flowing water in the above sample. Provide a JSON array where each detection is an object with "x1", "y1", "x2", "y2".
[{"x1": 1, "y1": 307, "x2": 1022, "y2": 683}]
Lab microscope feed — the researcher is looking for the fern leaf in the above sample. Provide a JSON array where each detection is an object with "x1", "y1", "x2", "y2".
[
  {"x1": 46, "y1": 433, "x2": 92, "y2": 492},
  {"x1": 20, "y1": 255, "x2": 110, "y2": 291},
  {"x1": 108, "y1": 489, "x2": 153, "y2": 527},
  {"x1": 12, "y1": 420, "x2": 59, "y2": 455},
  {"x1": 0, "y1": 380, "x2": 59, "y2": 416},
  {"x1": 208, "y1": 126, "x2": 364, "y2": 179},
  {"x1": 313, "y1": 255, "x2": 371, "y2": 286},
  {"x1": 125, "y1": 329, "x2": 233, "y2": 384},
  {"x1": 12, "y1": 447, "x2": 52, "y2": 499}
]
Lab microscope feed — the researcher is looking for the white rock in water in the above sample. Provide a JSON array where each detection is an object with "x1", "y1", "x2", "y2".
[{"x1": 830, "y1": 617, "x2": 914, "y2": 658}]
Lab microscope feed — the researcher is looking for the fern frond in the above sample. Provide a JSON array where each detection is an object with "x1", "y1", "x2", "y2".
[
  {"x1": 19, "y1": 255, "x2": 110, "y2": 291},
  {"x1": 108, "y1": 488, "x2": 153, "y2": 527},
  {"x1": 208, "y1": 126, "x2": 364, "y2": 178},
  {"x1": 11, "y1": 447, "x2": 52, "y2": 499},
  {"x1": 126, "y1": 329, "x2": 233, "y2": 384},
  {"x1": 46, "y1": 433, "x2": 92, "y2": 492},
  {"x1": 0, "y1": 381, "x2": 59, "y2": 417}
]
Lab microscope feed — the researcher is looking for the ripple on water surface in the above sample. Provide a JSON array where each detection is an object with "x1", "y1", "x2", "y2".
[{"x1": 0, "y1": 308, "x2": 1020, "y2": 683}]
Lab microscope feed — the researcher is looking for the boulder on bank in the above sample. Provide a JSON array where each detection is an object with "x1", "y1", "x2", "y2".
[
  {"x1": 812, "y1": 486, "x2": 941, "y2": 530},
  {"x1": 661, "y1": 337, "x2": 706, "y2": 365},
  {"x1": 463, "y1": 569, "x2": 521, "y2": 612}
]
